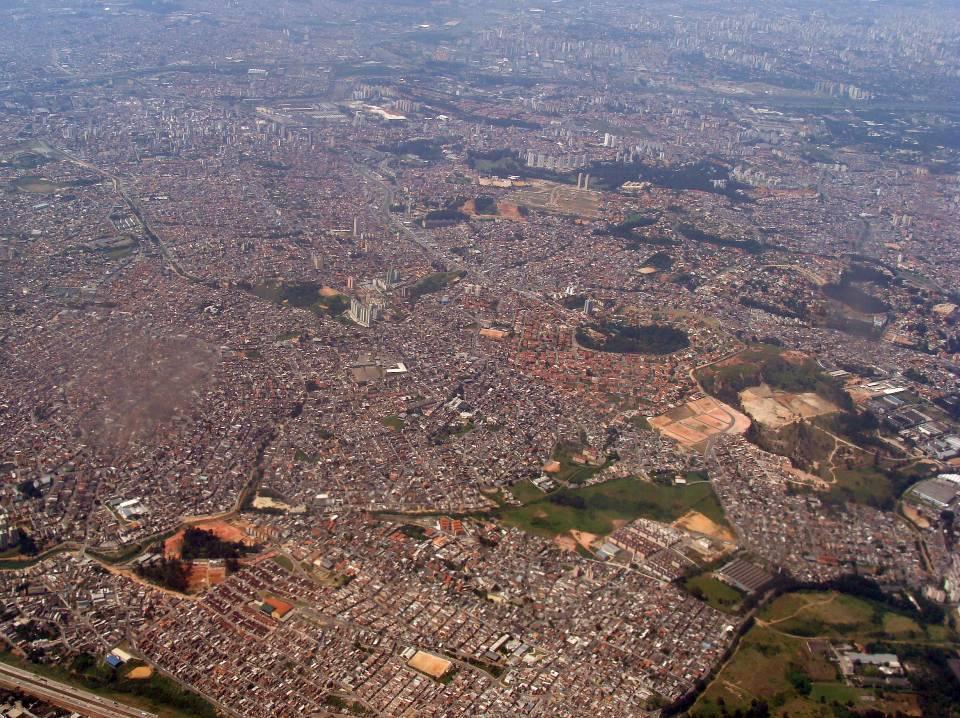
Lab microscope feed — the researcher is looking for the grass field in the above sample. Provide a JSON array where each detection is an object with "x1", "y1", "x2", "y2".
[
  {"x1": 11, "y1": 176, "x2": 69, "y2": 193},
  {"x1": 685, "y1": 575, "x2": 744, "y2": 613},
  {"x1": 0, "y1": 652, "x2": 216, "y2": 718},
  {"x1": 250, "y1": 280, "x2": 348, "y2": 317},
  {"x1": 691, "y1": 622, "x2": 852, "y2": 717},
  {"x1": 272, "y1": 554, "x2": 294, "y2": 571},
  {"x1": 761, "y1": 592, "x2": 873, "y2": 638},
  {"x1": 693, "y1": 626, "x2": 829, "y2": 717},
  {"x1": 881, "y1": 612, "x2": 923, "y2": 638},
  {"x1": 509, "y1": 479, "x2": 545, "y2": 504},
  {"x1": 692, "y1": 590, "x2": 953, "y2": 718},
  {"x1": 826, "y1": 467, "x2": 894, "y2": 507},
  {"x1": 498, "y1": 477, "x2": 727, "y2": 537},
  {"x1": 760, "y1": 591, "x2": 945, "y2": 643},
  {"x1": 809, "y1": 681, "x2": 863, "y2": 704},
  {"x1": 382, "y1": 415, "x2": 405, "y2": 431}
]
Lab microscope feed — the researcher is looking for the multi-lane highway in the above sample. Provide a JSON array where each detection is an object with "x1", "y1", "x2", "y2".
[{"x1": 0, "y1": 662, "x2": 157, "y2": 718}]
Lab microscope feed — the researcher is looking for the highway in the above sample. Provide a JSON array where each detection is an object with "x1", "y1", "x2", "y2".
[{"x1": 0, "y1": 663, "x2": 157, "y2": 718}]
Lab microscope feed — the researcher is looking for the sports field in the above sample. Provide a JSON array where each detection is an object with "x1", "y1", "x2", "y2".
[{"x1": 408, "y1": 651, "x2": 452, "y2": 679}]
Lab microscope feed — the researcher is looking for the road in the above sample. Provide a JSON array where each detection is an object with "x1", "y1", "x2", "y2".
[
  {"x1": 53, "y1": 147, "x2": 196, "y2": 283},
  {"x1": 0, "y1": 662, "x2": 156, "y2": 718}
]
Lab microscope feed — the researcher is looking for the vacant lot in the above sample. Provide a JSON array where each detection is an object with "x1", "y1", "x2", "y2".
[
  {"x1": 11, "y1": 176, "x2": 70, "y2": 193},
  {"x1": 674, "y1": 510, "x2": 736, "y2": 542},
  {"x1": 685, "y1": 575, "x2": 743, "y2": 613},
  {"x1": 650, "y1": 395, "x2": 751, "y2": 448},
  {"x1": 696, "y1": 345, "x2": 851, "y2": 415},
  {"x1": 740, "y1": 383, "x2": 839, "y2": 429},
  {"x1": 512, "y1": 180, "x2": 602, "y2": 219}
]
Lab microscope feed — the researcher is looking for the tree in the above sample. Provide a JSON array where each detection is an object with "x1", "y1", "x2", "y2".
[{"x1": 16, "y1": 530, "x2": 38, "y2": 556}]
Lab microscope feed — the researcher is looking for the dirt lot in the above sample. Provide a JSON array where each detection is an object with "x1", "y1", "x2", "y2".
[
  {"x1": 555, "y1": 530, "x2": 602, "y2": 553},
  {"x1": 673, "y1": 510, "x2": 735, "y2": 542},
  {"x1": 740, "y1": 384, "x2": 838, "y2": 429},
  {"x1": 461, "y1": 198, "x2": 527, "y2": 221},
  {"x1": 512, "y1": 180, "x2": 602, "y2": 219},
  {"x1": 554, "y1": 534, "x2": 578, "y2": 552},
  {"x1": 651, "y1": 396, "x2": 751, "y2": 448},
  {"x1": 407, "y1": 651, "x2": 452, "y2": 679},
  {"x1": 571, "y1": 530, "x2": 599, "y2": 550},
  {"x1": 126, "y1": 666, "x2": 154, "y2": 680},
  {"x1": 496, "y1": 202, "x2": 526, "y2": 220},
  {"x1": 186, "y1": 562, "x2": 227, "y2": 592},
  {"x1": 902, "y1": 503, "x2": 931, "y2": 529}
]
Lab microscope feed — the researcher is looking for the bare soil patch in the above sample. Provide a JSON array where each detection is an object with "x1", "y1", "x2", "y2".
[
  {"x1": 408, "y1": 651, "x2": 452, "y2": 679},
  {"x1": 740, "y1": 384, "x2": 838, "y2": 429},
  {"x1": 126, "y1": 666, "x2": 154, "y2": 680},
  {"x1": 653, "y1": 396, "x2": 751, "y2": 448},
  {"x1": 674, "y1": 510, "x2": 735, "y2": 542}
]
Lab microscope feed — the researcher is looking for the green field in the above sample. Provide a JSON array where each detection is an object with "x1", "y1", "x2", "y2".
[
  {"x1": 0, "y1": 652, "x2": 216, "y2": 718},
  {"x1": 509, "y1": 479, "x2": 546, "y2": 504},
  {"x1": 272, "y1": 554, "x2": 294, "y2": 571},
  {"x1": 826, "y1": 467, "x2": 895, "y2": 507},
  {"x1": 498, "y1": 477, "x2": 727, "y2": 537},
  {"x1": 693, "y1": 626, "x2": 833, "y2": 718},
  {"x1": 692, "y1": 590, "x2": 954, "y2": 718},
  {"x1": 809, "y1": 682, "x2": 863, "y2": 704},
  {"x1": 761, "y1": 591, "x2": 874, "y2": 634},
  {"x1": 249, "y1": 280, "x2": 349, "y2": 317},
  {"x1": 382, "y1": 415, "x2": 405, "y2": 431},
  {"x1": 10, "y1": 176, "x2": 70, "y2": 193},
  {"x1": 759, "y1": 591, "x2": 945, "y2": 643},
  {"x1": 685, "y1": 575, "x2": 744, "y2": 613}
]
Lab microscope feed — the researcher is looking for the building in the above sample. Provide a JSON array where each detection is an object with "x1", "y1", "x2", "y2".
[
  {"x1": 910, "y1": 479, "x2": 959, "y2": 510},
  {"x1": 349, "y1": 297, "x2": 377, "y2": 328},
  {"x1": 716, "y1": 558, "x2": 773, "y2": 594}
]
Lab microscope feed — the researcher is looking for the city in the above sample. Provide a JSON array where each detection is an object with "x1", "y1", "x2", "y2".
[{"x1": 1, "y1": 0, "x2": 960, "y2": 716}]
